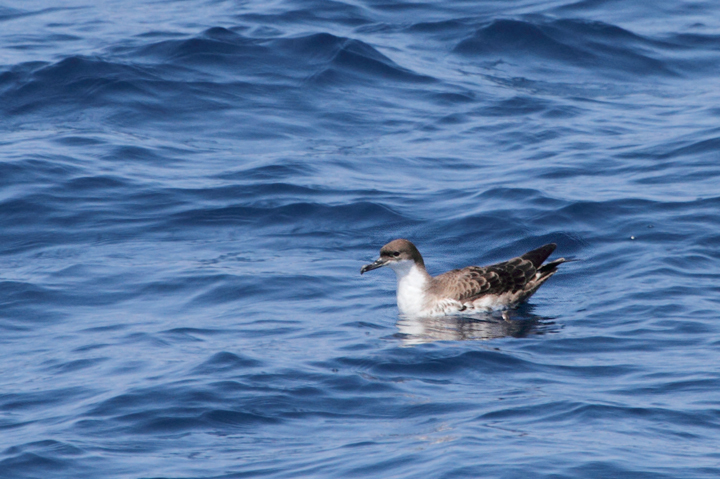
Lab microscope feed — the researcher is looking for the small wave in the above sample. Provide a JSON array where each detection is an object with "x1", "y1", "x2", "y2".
[
  {"x1": 192, "y1": 351, "x2": 263, "y2": 373},
  {"x1": 454, "y1": 18, "x2": 676, "y2": 78},
  {"x1": 214, "y1": 162, "x2": 318, "y2": 181},
  {"x1": 166, "y1": 200, "x2": 409, "y2": 231},
  {"x1": 349, "y1": 349, "x2": 539, "y2": 376},
  {"x1": 455, "y1": 19, "x2": 586, "y2": 61},
  {"x1": 135, "y1": 27, "x2": 268, "y2": 65},
  {"x1": 6, "y1": 57, "x2": 153, "y2": 114},
  {"x1": 273, "y1": 32, "x2": 435, "y2": 85}
]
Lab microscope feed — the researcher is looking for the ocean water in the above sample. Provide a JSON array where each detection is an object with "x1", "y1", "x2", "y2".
[{"x1": 1, "y1": 0, "x2": 720, "y2": 477}]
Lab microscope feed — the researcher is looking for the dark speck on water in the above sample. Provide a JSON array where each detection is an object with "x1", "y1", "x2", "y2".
[{"x1": 1, "y1": 1, "x2": 720, "y2": 478}]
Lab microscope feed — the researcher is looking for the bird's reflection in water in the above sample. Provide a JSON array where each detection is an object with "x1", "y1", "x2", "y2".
[{"x1": 395, "y1": 306, "x2": 559, "y2": 345}]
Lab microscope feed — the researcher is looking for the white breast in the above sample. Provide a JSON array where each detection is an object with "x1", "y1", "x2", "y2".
[{"x1": 388, "y1": 260, "x2": 429, "y2": 316}]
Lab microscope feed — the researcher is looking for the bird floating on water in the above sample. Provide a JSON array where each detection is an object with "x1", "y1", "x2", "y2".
[{"x1": 361, "y1": 239, "x2": 568, "y2": 317}]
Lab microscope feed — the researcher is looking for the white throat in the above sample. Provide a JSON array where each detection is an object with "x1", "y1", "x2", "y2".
[{"x1": 388, "y1": 260, "x2": 429, "y2": 316}]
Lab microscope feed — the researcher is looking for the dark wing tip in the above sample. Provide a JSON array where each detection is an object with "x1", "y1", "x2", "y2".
[{"x1": 521, "y1": 243, "x2": 557, "y2": 268}]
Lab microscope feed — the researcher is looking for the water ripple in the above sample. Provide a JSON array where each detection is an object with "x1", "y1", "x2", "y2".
[{"x1": 2, "y1": 0, "x2": 720, "y2": 478}]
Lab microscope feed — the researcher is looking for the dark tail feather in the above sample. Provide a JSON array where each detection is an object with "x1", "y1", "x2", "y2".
[
  {"x1": 538, "y1": 257, "x2": 578, "y2": 277},
  {"x1": 521, "y1": 243, "x2": 556, "y2": 268},
  {"x1": 538, "y1": 257, "x2": 565, "y2": 275}
]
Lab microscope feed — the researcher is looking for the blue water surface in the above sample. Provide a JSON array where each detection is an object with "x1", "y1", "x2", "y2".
[{"x1": 1, "y1": 1, "x2": 720, "y2": 477}]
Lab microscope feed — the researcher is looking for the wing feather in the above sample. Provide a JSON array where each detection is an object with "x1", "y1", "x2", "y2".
[
  {"x1": 432, "y1": 255, "x2": 540, "y2": 302},
  {"x1": 425, "y1": 243, "x2": 564, "y2": 311}
]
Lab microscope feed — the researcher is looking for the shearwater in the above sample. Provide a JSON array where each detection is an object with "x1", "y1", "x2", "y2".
[{"x1": 360, "y1": 239, "x2": 568, "y2": 317}]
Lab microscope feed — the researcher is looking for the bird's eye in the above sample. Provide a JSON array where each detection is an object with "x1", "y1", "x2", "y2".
[{"x1": 393, "y1": 252, "x2": 400, "y2": 257}]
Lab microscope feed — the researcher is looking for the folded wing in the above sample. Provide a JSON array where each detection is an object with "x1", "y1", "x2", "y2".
[{"x1": 431, "y1": 243, "x2": 558, "y2": 302}]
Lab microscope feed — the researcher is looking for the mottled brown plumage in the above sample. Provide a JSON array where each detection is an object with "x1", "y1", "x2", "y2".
[{"x1": 431, "y1": 244, "x2": 559, "y2": 302}]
